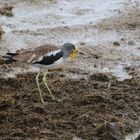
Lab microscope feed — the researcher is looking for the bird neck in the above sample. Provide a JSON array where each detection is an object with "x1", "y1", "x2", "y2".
[{"x1": 61, "y1": 49, "x2": 69, "y2": 58}]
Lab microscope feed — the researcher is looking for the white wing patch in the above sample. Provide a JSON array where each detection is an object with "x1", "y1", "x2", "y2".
[
  {"x1": 27, "y1": 54, "x2": 36, "y2": 63},
  {"x1": 45, "y1": 50, "x2": 61, "y2": 57},
  {"x1": 37, "y1": 56, "x2": 43, "y2": 62},
  {"x1": 54, "y1": 57, "x2": 63, "y2": 65},
  {"x1": 32, "y1": 55, "x2": 43, "y2": 63}
]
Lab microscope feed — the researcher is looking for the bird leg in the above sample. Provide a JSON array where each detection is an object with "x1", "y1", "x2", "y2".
[
  {"x1": 42, "y1": 69, "x2": 55, "y2": 100},
  {"x1": 35, "y1": 71, "x2": 44, "y2": 104}
]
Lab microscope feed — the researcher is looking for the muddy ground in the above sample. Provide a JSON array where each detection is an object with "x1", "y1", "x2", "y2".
[
  {"x1": 0, "y1": 0, "x2": 140, "y2": 140},
  {"x1": 0, "y1": 68, "x2": 139, "y2": 140}
]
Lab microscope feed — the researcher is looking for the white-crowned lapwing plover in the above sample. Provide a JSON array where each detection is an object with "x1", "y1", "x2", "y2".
[{"x1": 3, "y1": 43, "x2": 78, "y2": 104}]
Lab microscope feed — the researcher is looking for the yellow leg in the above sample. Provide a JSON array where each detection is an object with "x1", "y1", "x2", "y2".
[
  {"x1": 35, "y1": 71, "x2": 44, "y2": 104},
  {"x1": 42, "y1": 70, "x2": 55, "y2": 100}
]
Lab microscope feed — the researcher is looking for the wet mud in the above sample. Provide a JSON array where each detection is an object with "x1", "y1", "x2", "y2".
[{"x1": 0, "y1": 69, "x2": 140, "y2": 140}]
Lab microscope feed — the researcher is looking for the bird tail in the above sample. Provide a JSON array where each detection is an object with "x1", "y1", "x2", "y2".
[{"x1": 2, "y1": 53, "x2": 17, "y2": 64}]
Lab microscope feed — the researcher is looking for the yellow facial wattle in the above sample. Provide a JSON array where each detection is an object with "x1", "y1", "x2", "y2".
[{"x1": 71, "y1": 48, "x2": 78, "y2": 61}]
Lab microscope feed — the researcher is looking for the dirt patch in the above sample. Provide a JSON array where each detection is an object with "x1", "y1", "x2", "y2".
[
  {"x1": 98, "y1": 7, "x2": 140, "y2": 31},
  {"x1": 0, "y1": 68, "x2": 140, "y2": 140},
  {"x1": 0, "y1": 4, "x2": 13, "y2": 17}
]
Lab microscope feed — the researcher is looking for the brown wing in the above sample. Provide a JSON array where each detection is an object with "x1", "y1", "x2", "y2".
[{"x1": 13, "y1": 44, "x2": 61, "y2": 63}]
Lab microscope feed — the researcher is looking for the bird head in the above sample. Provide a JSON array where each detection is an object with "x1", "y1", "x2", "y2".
[{"x1": 62, "y1": 43, "x2": 78, "y2": 61}]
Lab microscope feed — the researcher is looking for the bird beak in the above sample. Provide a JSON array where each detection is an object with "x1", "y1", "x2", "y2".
[{"x1": 71, "y1": 48, "x2": 78, "y2": 61}]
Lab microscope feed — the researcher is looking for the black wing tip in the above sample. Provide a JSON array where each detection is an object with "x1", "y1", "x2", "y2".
[
  {"x1": 1, "y1": 57, "x2": 16, "y2": 64},
  {"x1": 6, "y1": 52, "x2": 17, "y2": 56},
  {"x1": 2, "y1": 53, "x2": 17, "y2": 64},
  {"x1": 2, "y1": 58, "x2": 16, "y2": 64}
]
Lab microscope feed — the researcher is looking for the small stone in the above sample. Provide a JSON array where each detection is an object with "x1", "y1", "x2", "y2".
[
  {"x1": 79, "y1": 42, "x2": 85, "y2": 46},
  {"x1": 113, "y1": 41, "x2": 120, "y2": 46},
  {"x1": 96, "y1": 122, "x2": 125, "y2": 140},
  {"x1": 120, "y1": 38, "x2": 126, "y2": 41},
  {"x1": 128, "y1": 40, "x2": 135, "y2": 45}
]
